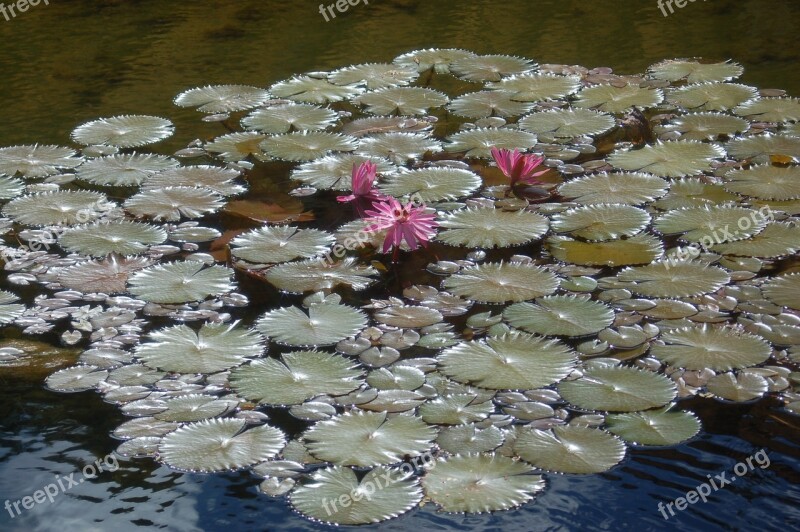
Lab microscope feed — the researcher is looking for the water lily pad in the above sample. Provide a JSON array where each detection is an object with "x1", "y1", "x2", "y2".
[
  {"x1": 291, "y1": 154, "x2": 396, "y2": 191},
  {"x1": 726, "y1": 134, "x2": 800, "y2": 162},
  {"x1": 547, "y1": 234, "x2": 663, "y2": 267},
  {"x1": 444, "y1": 128, "x2": 538, "y2": 158},
  {"x1": 723, "y1": 165, "x2": 800, "y2": 200},
  {"x1": 520, "y1": 108, "x2": 616, "y2": 138},
  {"x1": 0, "y1": 175, "x2": 24, "y2": 199},
  {"x1": 127, "y1": 261, "x2": 234, "y2": 303},
  {"x1": 305, "y1": 411, "x2": 435, "y2": 466},
  {"x1": 558, "y1": 172, "x2": 669, "y2": 205},
  {"x1": 419, "y1": 394, "x2": 495, "y2": 425},
  {"x1": 143, "y1": 165, "x2": 245, "y2": 196},
  {"x1": 616, "y1": 261, "x2": 730, "y2": 297},
  {"x1": 606, "y1": 407, "x2": 701, "y2": 446},
  {"x1": 652, "y1": 177, "x2": 738, "y2": 210},
  {"x1": 241, "y1": 103, "x2": 338, "y2": 134},
  {"x1": 153, "y1": 394, "x2": 236, "y2": 422},
  {"x1": 656, "y1": 112, "x2": 749, "y2": 141},
  {"x1": 260, "y1": 132, "x2": 357, "y2": 162},
  {"x1": 442, "y1": 262, "x2": 560, "y2": 303},
  {"x1": 574, "y1": 85, "x2": 663, "y2": 114},
  {"x1": 655, "y1": 205, "x2": 766, "y2": 242},
  {"x1": 71, "y1": 115, "x2": 174, "y2": 148},
  {"x1": 356, "y1": 132, "x2": 442, "y2": 162},
  {"x1": 231, "y1": 226, "x2": 334, "y2": 264},
  {"x1": 706, "y1": 371, "x2": 768, "y2": 401},
  {"x1": 761, "y1": 273, "x2": 800, "y2": 310},
  {"x1": 44, "y1": 365, "x2": 108, "y2": 392},
  {"x1": 374, "y1": 305, "x2": 442, "y2": 328},
  {"x1": 422, "y1": 454, "x2": 544, "y2": 512},
  {"x1": 353, "y1": 87, "x2": 448, "y2": 115},
  {"x1": 290, "y1": 465, "x2": 421, "y2": 525},
  {"x1": 56, "y1": 255, "x2": 154, "y2": 293},
  {"x1": 667, "y1": 82, "x2": 758, "y2": 111},
  {"x1": 394, "y1": 48, "x2": 478, "y2": 74},
  {"x1": 379, "y1": 167, "x2": 481, "y2": 201},
  {"x1": 136, "y1": 322, "x2": 263, "y2": 373},
  {"x1": 648, "y1": 59, "x2": 743, "y2": 83},
  {"x1": 366, "y1": 366, "x2": 426, "y2": 391},
  {"x1": 0, "y1": 290, "x2": 25, "y2": 324},
  {"x1": 558, "y1": 366, "x2": 676, "y2": 412},
  {"x1": 437, "y1": 331, "x2": 577, "y2": 389},
  {"x1": 270, "y1": 76, "x2": 363, "y2": 104},
  {"x1": 342, "y1": 116, "x2": 433, "y2": 137},
  {"x1": 607, "y1": 141, "x2": 725, "y2": 177},
  {"x1": 257, "y1": 299, "x2": 367, "y2": 346},
  {"x1": 450, "y1": 54, "x2": 536, "y2": 82},
  {"x1": 3, "y1": 190, "x2": 108, "y2": 226},
  {"x1": 504, "y1": 296, "x2": 615, "y2": 337},
  {"x1": 229, "y1": 351, "x2": 363, "y2": 406},
  {"x1": 734, "y1": 97, "x2": 800, "y2": 123},
  {"x1": 515, "y1": 425, "x2": 625, "y2": 474},
  {"x1": 0, "y1": 144, "x2": 82, "y2": 178},
  {"x1": 265, "y1": 257, "x2": 379, "y2": 293},
  {"x1": 448, "y1": 90, "x2": 535, "y2": 119},
  {"x1": 329, "y1": 63, "x2": 419, "y2": 89},
  {"x1": 124, "y1": 186, "x2": 225, "y2": 221},
  {"x1": 77, "y1": 153, "x2": 178, "y2": 186},
  {"x1": 159, "y1": 418, "x2": 284, "y2": 472},
  {"x1": 205, "y1": 132, "x2": 267, "y2": 162},
  {"x1": 59, "y1": 221, "x2": 167, "y2": 256},
  {"x1": 486, "y1": 73, "x2": 581, "y2": 102},
  {"x1": 650, "y1": 326, "x2": 771, "y2": 370},
  {"x1": 174, "y1": 84, "x2": 270, "y2": 113},
  {"x1": 113, "y1": 417, "x2": 179, "y2": 440},
  {"x1": 436, "y1": 424, "x2": 504, "y2": 454},
  {"x1": 436, "y1": 207, "x2": 549, "y2": 248},
  {"x1": 551, "y1": 204, "x2": 650, "y2": 240}
]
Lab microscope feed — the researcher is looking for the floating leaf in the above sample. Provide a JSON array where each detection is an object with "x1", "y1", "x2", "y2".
[
  {"x1": 606, "y1": 407, "x2": 701, "y2": 446},
  {"x1": 558, "y1": 366, "x2": 676, "y2": 412},
  {"x1": 551, "y1": 204, "x2": 650, "y2": 240},
  {"x1": 270, "y1": 76, "x2": 363, "y2": 104},
  {"x1": 504, "y1": 296, "x2": 615, "y2": 337},
  {"x1": 558, "y1": 172, "x2": 669, "y2": 205},
  {"x1": 514, "y1": 425, "x2": 626, "y2": 474},
  {"x1": 45, "y1": 365, "x2": 108, "y2": 393},
  {"x1": 519, "y1": 108, "x2": 616, "y2": 138},
  {"x1": 136, "y1": 322, "x2": 263, "y2": 373},
  {"x1": 127, "y1": 261, "x2": 234, "y2": 303},
  {"x1": 356, "y1": 132, "x2": 442, "y2": 162},
  {"x1": 205, "y1": 132, "x2": 267, "y2": 162},
  {"x1": 153, "y1": 395, "x2": 235, "y2": 422},
  {"x1": 419, "y1": 394, "x2": 495, "y2": 424},
  {"x1": 3, "y1": 190, "x2": 108, "y2": 226},
  {"x1": 444, "y1": 128, "x2": 538, "y2": 158},
  {"x1": 0, "y1": 175, "x2": 24, "y2": 200},
  {"x1": 761, "y1": 273, "x2": 800, "y2": 310},
  {"x1": 56, "y1": 256, "x2": 154, "y2": 293},
  {"x1": 290, "y1": 465, "x2": 421, "y2": 525},
  {"x1": 443, "y1": 262, "x2": 560, "y2": 303},
  {"x1": 652, "y1": 177, "x2": 738, "y2": 210},
  {"x1": 394, "y1": 48, "x2": 478, "y2": 74},
  {"x1": 366, "y1": 366, "x2": 426, "y2": 391},
  {"x1": 574, "y1": 85, "x2": 663, "y2": 114},
  {"x1": 436, "y1": 424, "x2": 504, "y2": 454},
  {"x1": 374, "y1": 305, "x2": 442, "y2": 328},
  {"x1": 241, "y1": 103, "x2": 338, "y2": 134},
  {"x1": 422, "y1": 454, "x2": 544, "y2": 512},
  {"x1": 726, "y1": 134, "x2": 800, "y2": 162},
  {"x1": 547, "y1": 234, "x2": 663, "y2": 267},
  {"x1": 259, "y1": 132, "x2": 357, "y2": 162},
  {"x1": 0, "y1": 290, "x2": 25, "y2": 324},
  {"x1": 143, "y1": 165, "x2": 245, "y2": 196},
  {"x1": 607, "y1": 141, "x2": 725, "y2": 177},
  {"x1": 379, "y1": 167, "x2": 481, "y2": 201},
  {"x1": 59, "y1": 221, "x2": 167, "y2": 256},
  {"x1": 0, "y1": 144, "x2": 82, "y2": 178},
  {"x1": 231, "y1": 226, "x2": 333, "y2": 264},
  {"x1": 450, "y1": 54, "x2": 536, "y2": 82},
  {"x1": 353, "y1": 87, "x2": 449, "y2": 116},
  {"x1": 174, "y1": 85, "x2": 270, "y2": 113},
  {"x1": 734, "y1": 97, "x2": 800, "y2": 123},
  {"x1": 656, "y1": 112, "x2": 749, "y2": 141},
  {"x1": 723, "y1": 165, "x2": 800, "y2": 200},
  {"x1": 291, "y1": 154, "x2": 396, "y2": 191},
  {"x1": 76, "y1": 153, "x2": 178, "y2": 186},
  {"x1": 650, "y1": 326, "x2": 771, "y2": 370},
  {"x1": 486, "y1": 73, "x2": 581, "y2": 102},
  {"x1": 124, "y1": 186, "x2": 225, "y2": 221},
  {"x1": 229, "y1": 351, "x2": 363, "y2": 406},
  {"x1": 616, "y1": 261, "x2": 730, "y2": 297},
  {"x1": 329, "y1": 63, "x2": 419, "y2": 89},
  {"x1": 437, "y1": 332, "x2": 577, "y2": 389},
  {"x1": 448, "y1": 90, "x2": 535, "y2": 119},
  {"x1": 257, "y1": 299, "x2": 367, "y2": 346},
  {"x1": 707, "y1": 371, "x2": 768, "y2": 401},
  {"x1": 71, "y1": 115, "x2": 174, "y2": 148},
  {"x1": 223, "y1": 198, "x2": 314, "y2": 224},
  {"x1": 666, "y1": 82, "x2": 758, "y2": 111},
  {"x1": 265, "y1": 257, "x2": 379, "y2": 293},
  {"x1": 158, "y1": 418, "x2": 284, "y2": 472},
  {"x1": 342, "y1": 116, "x2": 433, "y2": 137},
  {"x1": 436, "y1": 207, "x2": 549, "y2": 248},
  {"x1": 648, "y1": 59, "x2": 743, "y2": 83},
  {"x1": 655, "y1": 205, "x2": 766, "y2": 242}
]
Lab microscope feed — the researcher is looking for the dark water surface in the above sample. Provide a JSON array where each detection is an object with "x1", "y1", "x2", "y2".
[{"x1": 1, "y1": 1, "x2": 799, "y2": 530}]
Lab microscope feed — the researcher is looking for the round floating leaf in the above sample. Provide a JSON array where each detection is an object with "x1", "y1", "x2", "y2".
[
  {"x1": 231, "y1": 226, "x2": 333, "y2": 264},
  {"x1": 560, "y1": 367, "x2": 675, "y2": 413},
  {"x1": 136, "y1": 322, "x2": 264, "y2": 373},
  {"x1": 436, "y1": 424, "x2": 504, "y2": 454},
  {"x1": 486, "y1": 73, "x2": 581, "y2": 102},
  {"x1": 734, "y1": 97, "x2": 800, "y2": 123},
  {"x1": 229, "y1": 351, "x2": 363, "y2": 406},
  {"x1": 558, "y1": 172, "x2": 669, "y2": 205},
  {"x1": 356, "y1": 132, "x2": 442, "y2": 162},
  {"x1": 707, "y1": 372, "x2": 768, "y2": 402},
  {"x1": 546, "y1": 234, "x2": 663, "y2": 267},
  {"x1": 379, "y1": 167, "x2": 481, "y2": 201},
  {"x1": 436, "y1": 207, "x2": 549, "y2": 248},
  {"x1": 205, "y1": 132, "x2": 267, "y2": 162},
  {"x1": 259, "y1": 132, "x2": 357, "y2": 162},
  {"x1": 290, "y1": 465, "x2": 421, "y2": 525},
  {"x1": 0, "y1": 144, "x2": 82, "y2": 178},
  {"x1": 652, "y1": 177, "x2": 738, "y2": 210},
  {"x1": 443, "y1": 262, "x2": 560, "y2": 304},
  {"x1": 124, "y1": 186, "x2": 224, "y2": 221},
  {"x1": 724, "y1": 165, "x2": 800, "y2": 200},
  {"x1": 353, "y1": 87, "x2": 448, "y2": 115},
  {"x1": 616, "y1": 261, "x2": 730, "y2": 298},
  {"x1": 174, "y1": 84, "x2": 270, "y2": 113},
  {"x1": 726, "y1": 134, "x2": 800, "y2": 162},
  {"x1": 3, "y1": 190, "x2": 108, "y2": 226},
  {"x1": 0, "y1": 290, "x2": 25, "y2": 324},
  {"x1": 394, "y1": 48, "x2": 478, "y2": 74},
  {"x1": 366, "y1": 366, "x2": 426, "y2": 391},
  {"x1": 265, "y1": 257, "x2": 379, "y2": 293},
  {"x1": 329, "y1": 63, "x2": 419, "y2": 89},
  {"x1": 374, "y1": 305, "x2": 442, "y2": 328},
  {"x1": 153, "y1": 395, "x2": 235, "y2": 422},
  {"x1": 514, "y1": 425, "x2": 626, "y2": 474},
  {"x1": 574, "y1": 85, "x2": 663, "y2": 114},
  {"x1": 113, "y1": 418, "x2": 179, "y2": 440},
  {"x1": 242, "y1": 103, "x2": 338, "y2": 134},
  {"x1": 305, "y1": 411, "x2": 435, "y2": 466},
  {"x1": 342, "y1": 116, "x2": 433, "y2": 137},
  {"x1": 607, "y1": 141, "x2": 725, "y2": 177},
  {"x1": 419, "y1": 394, "x2": 495, "y2": 425},
  {"x1": 158, "y1": 418, "x2": 284, "y2": 472},
  {"x1": 257, "y1": 300, "x2": 367, "y2": 346},
  {"x1": 437, "y1": 331, "x2": 577, "y2": 389},
  {"x1": 648, "y1": 59, "x2": 743, "y2": 83},
  {"x1": 666, "y1": 83, "x2": 758, "y2": 111},
  {"x1": 143, "y1": 165, "x2": 245, "y2": 196},
  {"x1": 654, "y1": 205, "x2": 766, "y2": 242},
  {"x1": 504, "y1": 295, "x2": 615, "y2": 337},
  {"x1": 45, "y1": 365, "x2": 108, "y2": 393},
  {"x1": 551, "y1": 204, "x2": 650, "y2": 241},
  {"x1": 0, "y1": 175, "x2": 24, "y2": 200},
  {"x1": 59, "y1": 221, "x2": 167, "y2": 256},
  {"x1": 650, "y1": 326, "x2": 771, "y2": 371},
  {"x1": 71, "y1": 115, "x2": 174, "y2": 148},
  {"x1": 291, "y1": 154, "x2": 396, "y2": 191},
  {"x1": 445, "y1": 128, "x2": 538, "y2": 158},
  {"x1": 270, "y1": 76, "x2": 363, "y2": 104},
  {"x1": 422, "y1": 454, "x2": 544, "y2": 513},
  {"x1": 169, "y1": 226, "x2": 221, "y2": 243},
  {"x1": 76, "y1": 153, "x2": 178, "y2": 186},
  {"x1": 448, "y1": 90, "x2": 535, "y2": 119},
  {"x1": 127, "y1": 261, "x2": 234, "y2": 303},
  {"x1": 606, "y1": 407, "x2": 701, "y2": 446},
  {"x1": 762, "y1": 273, "x2": 800, "y2": 310},
  {"x1": 56, "y1": 256, "x2": 154, "y2": 294},
  {"x1": 450, "y1": 54, "x2": 536, "y2": 82},
  {"x1": 657, "y1": 112, "x2": 749, "y2": 141},
  {"x1": 519, "y1": 108, "x2": 616, "y2": 138}
]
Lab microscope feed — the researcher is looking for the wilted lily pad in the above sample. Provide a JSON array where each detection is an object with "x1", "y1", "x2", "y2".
[
  {"x1": 514, "y1": 425, "x2": 626, "y2": 474},
  {"x1": 504, "y1": 296, "x2": 615, "y2": 337},
  {"x1": 443, "y1": 262, "x2": 560, "y2": 303},
  {"x1": 436, "y1": 207, "x2": 549, "y2": 248},
  {"x1": 606, "y1": 407, "x2": 701, "y2": 446},
  {"x1": 558, "y1": 366, "x2": 677, "y2": 412}
]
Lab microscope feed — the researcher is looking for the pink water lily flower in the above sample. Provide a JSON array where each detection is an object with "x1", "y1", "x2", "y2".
[
  {"x1": 337, "y1": 161, "x2": 387, "y2": 216},
  {"x1": 364, "y1": 196, "x2": 438, "y2": 256},
  {"x1": 491, "y1": 147, "x2": 548, "y2": 187}
]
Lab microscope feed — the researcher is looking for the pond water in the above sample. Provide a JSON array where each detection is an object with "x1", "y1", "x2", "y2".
[{"x1": 1, "y1": 1, "x2": 800, "y2": 531}]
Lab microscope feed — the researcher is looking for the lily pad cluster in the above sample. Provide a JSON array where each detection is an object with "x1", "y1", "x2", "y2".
[{"x1": 1, "y1": 50, "x2": 799, "y2": 526}]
